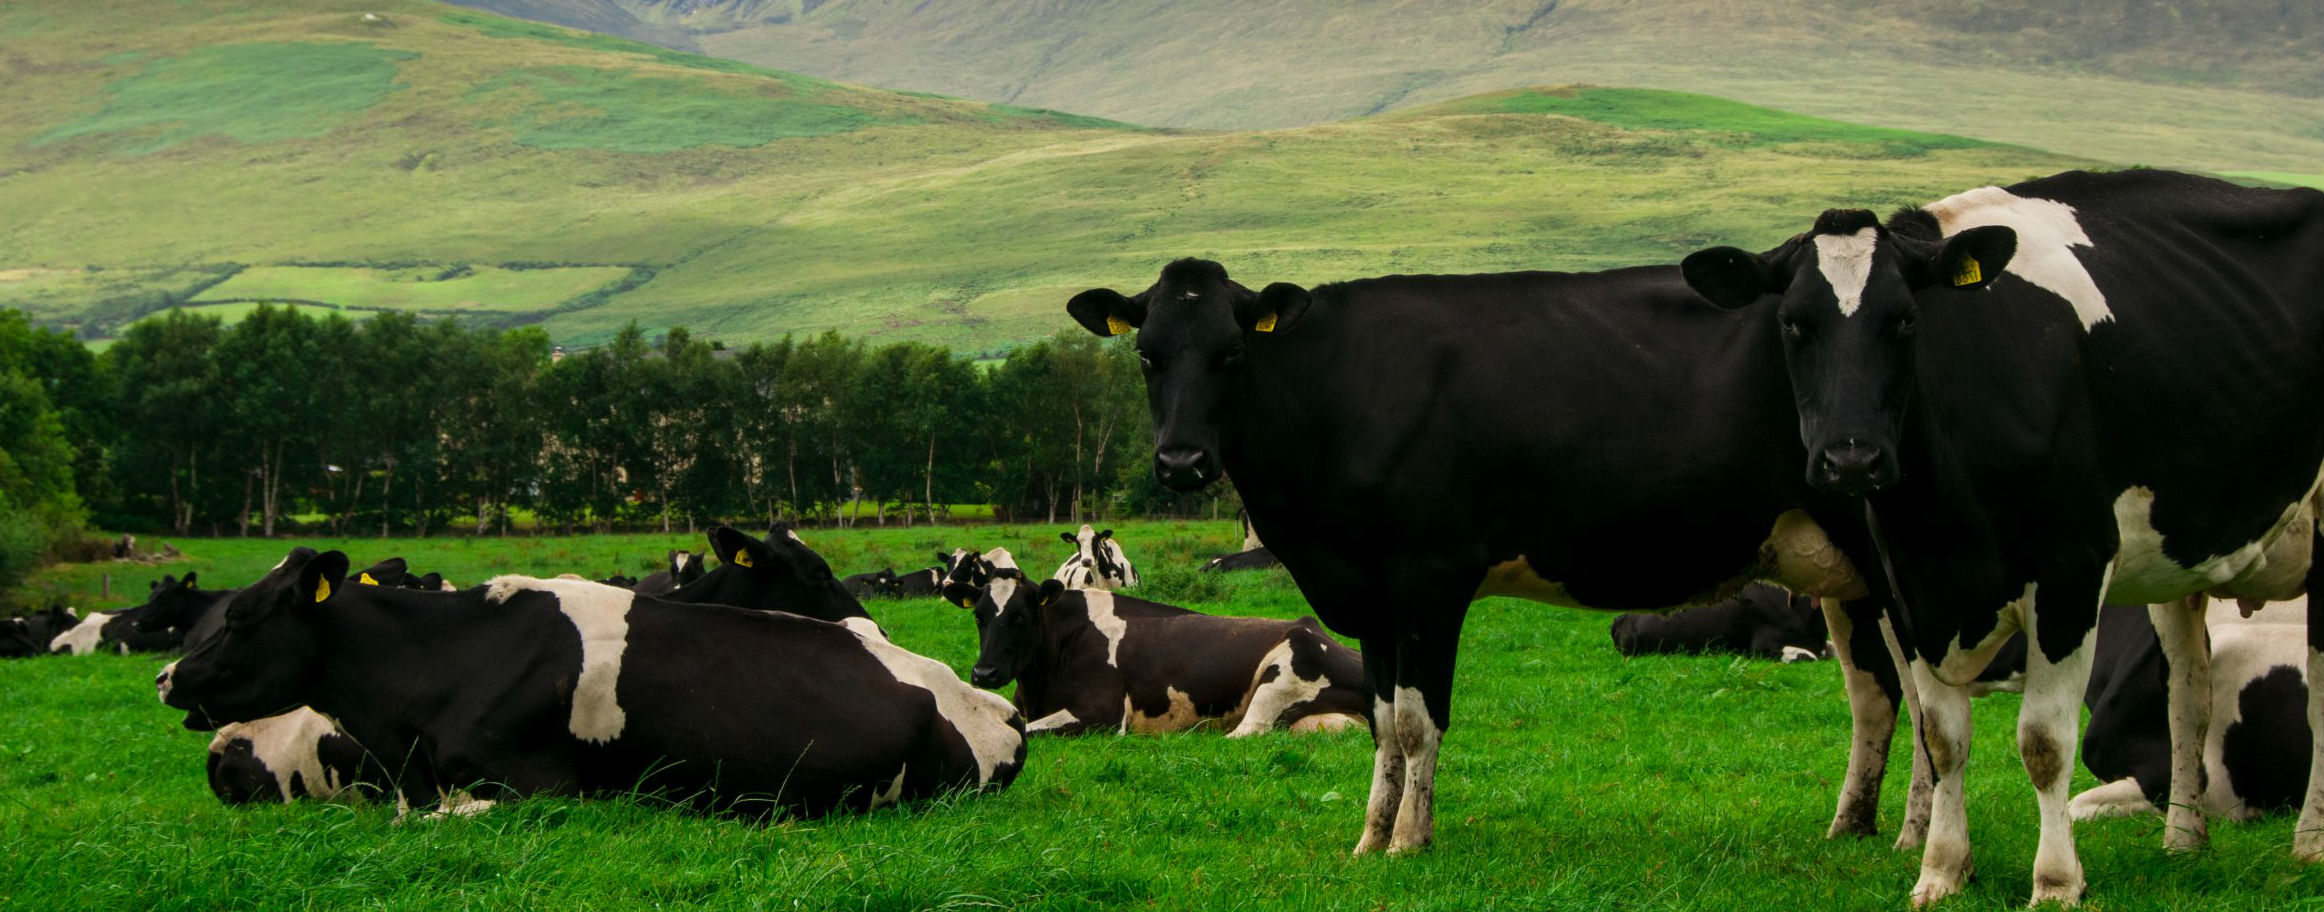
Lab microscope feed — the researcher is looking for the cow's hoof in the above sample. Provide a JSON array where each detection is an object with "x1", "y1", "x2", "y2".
[
  {"x1": 1894, "y1": 826, "x2": 1928, "y2": 852},
  {"x1": 2161, "y1": 823, "x2": 2209, "y2": 854},
  {"x1": 1385, "y1": 837, "x2": 1432, "y2": 856},
  {"x1": 2294, "y1": 833, "x2": 2324, "y2": 863},
  {"x1": 1910, "y1": 857, "x2": 1972, "y2": 908},
  {"x1": 1826, "y1": 809, "x2": 1877, "y2": 839},
  {"x1": 2028, "y1": 873, "x2": 2084, "y2": 908},
  {"x1": 1352, "y1": 833, "x2": 1388, "y2": 856}
]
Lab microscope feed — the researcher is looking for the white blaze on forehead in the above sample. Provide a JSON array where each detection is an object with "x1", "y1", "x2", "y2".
[
  {"x1": 1081, "y1": 590, "x2": 1128, "y2": 667},
  {"x1": 1925, "y1": 185, "x2": 2110, "y2": 329},
  {"x1": 51, "y1": 612, "x2": 109, "y2": 655},
  {"x1": 1813, "y1": 227, "x2": 1880, "y2": 317},
  {"x1": 485, "y1": 575, "x2": 632, "y2": 744},
  {"x1": 987, "y1": 576, "x2": 1021, "y2": 619},
  {"x1": 846, "y1": 625, "x2": 1023, "y2": 783}
]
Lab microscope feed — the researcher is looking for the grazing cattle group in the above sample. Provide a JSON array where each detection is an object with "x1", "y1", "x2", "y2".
[{"x1": 11, "y1": 166, "x2": 2321, "y2": 906}]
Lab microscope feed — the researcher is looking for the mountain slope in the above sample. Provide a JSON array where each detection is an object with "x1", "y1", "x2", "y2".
[
  {"x1": 454, "y1": 0, "x2": 2323, "y2": 175},
  {"x1": 4, "y1": 2, "x2": 2088, "y2": 351}
]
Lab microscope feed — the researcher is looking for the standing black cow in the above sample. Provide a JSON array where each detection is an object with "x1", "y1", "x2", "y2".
[
  {"x1": 1610, "y1": 582, "x2": 1830, "y2": 663},
  {"x1": 159, "y1": 547, "x2": 1025, "y2": 818},
  {"x1": 1066, "y1": 258, "x2": 1895, "y2": 856},
  {"x1": 947, "y1": 548, "x2": 1367, "y2": 736},
  {"x1": 1682, "y1": 168, "x2": 2324, "y2": 904}
]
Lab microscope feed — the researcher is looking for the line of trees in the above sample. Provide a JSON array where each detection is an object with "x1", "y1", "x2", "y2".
[{"x1": 7, "y1": 304, "x2": 1223, "y2": 562}]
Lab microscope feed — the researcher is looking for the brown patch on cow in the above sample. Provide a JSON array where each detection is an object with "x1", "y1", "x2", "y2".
[
  {"x1": 1473, "y1": 557, "x2": 1573, "y2": 603},
  {"x1": 1760, "y1": 510, "x2": 1868, "y2": 600},
  {"x1": 2020, "y1": 731, "x2": 2066, "y2": 787},
  {"x1": 1124, "y1": 687, "x2": 1203, "y2": 734}
]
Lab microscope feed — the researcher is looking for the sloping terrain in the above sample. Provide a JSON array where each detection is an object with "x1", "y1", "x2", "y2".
[{"x1": 5, "y1": 1, "x2": 2085, "y2": 351}]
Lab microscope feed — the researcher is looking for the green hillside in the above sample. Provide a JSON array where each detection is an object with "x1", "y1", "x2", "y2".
[
  {"x1": 463, "y1": 0, "x2": 2324, "y2": 176},
  {"x1": 5, "y1": 0, "x2": 2087, "y2": 351}
]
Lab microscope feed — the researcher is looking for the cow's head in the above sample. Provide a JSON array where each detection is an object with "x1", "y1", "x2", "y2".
[
  {"x1": 161, "y1": 548, "x2": 347, "y2": 731},
  {"x1": 940, "y1": 548, "x2": 994, "y2": 609},
  {"x1": 690, "y1": 525, "x2": 868, "y2": 622},
  {"x1": 132, "y1": 573, "x2": 202, "y2": 634},
  {"x1": 669, "y1": 550, "x2": 706, "y2": 586},
  {"x1": 1068, "y1": 258, "x2": 1312, "y2": 491},
  {"x1": 964, "y1": 563, "x2": 1061, "y2": 691},
  {"x1": 1682, "y1": 209, "x2": 2015, "y2": 495}
]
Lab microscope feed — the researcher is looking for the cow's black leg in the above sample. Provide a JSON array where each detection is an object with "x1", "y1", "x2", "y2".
[
  {"x1": 1353, "y1": 638, "x2": 1404, "y2": 854},
  {"x1": 1823, "y1": 596, "x2": 1902, "y2": 839},
  {"x1": 2149, "y1": 594, "x2": 2212, "y2": 852},
  {"x1": 2299, "y1": 524, "x2": 2324, "y2": 861}
]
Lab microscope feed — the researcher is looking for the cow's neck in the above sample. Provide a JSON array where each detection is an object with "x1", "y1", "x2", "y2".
[{"x1": 302, "y1": 593, "x2": 529, "y2": 732}]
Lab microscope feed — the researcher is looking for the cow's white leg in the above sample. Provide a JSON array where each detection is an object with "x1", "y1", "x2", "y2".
[
  {"x1": 2299, "y1": 637, "x2": 2324, "y2": 861},
  {"x1": 1907, "y1": 659, "x2": 1975, "y2": 908},
  {"x1": 1387, "y1": 684, "x2": 1444, "y2": 854},
  {"x1": 1228, "y1": 640, "x2": 1309, "y2": 738},
  {"x1": 2149, "y1": 595, "x2": 2211, "y2": 852},
  {"x1": 2019, "y1": 600, "x2": 2098, "y2": 907},
  {"x1": 1882, "y1": 615, "x2": 1935, "y2": 851},
  {"x1": 2069, "y1": 777, "x2": 2158, "y2": 820},
  {"x1": 1823, "y1": 597, "x2": 1899, "y2": 839},
  {"x1": 1353, "y1": 640, "x2": 1403, "y2": 855}
]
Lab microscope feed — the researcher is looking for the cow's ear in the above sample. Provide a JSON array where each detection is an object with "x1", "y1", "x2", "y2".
[
  {"x1": 1096, "y1": 528, "x2": 1113, "y2": 541},
  {"x1": 1682, "y1": 246, "x2": 1785, "y2": 309},
  {"x1": 1034, "y1": 579, "x2": 1067, "y2": 606},
  {"x1": 942, "y1": 580, "x2": 981, "y2": 610},
  {"x1": 1060, "y1": 531, "x2": 1078, "y2": 545},
  {"x1": 1237, "y1": 283, "x2": 1310, "y2": 334},
  {"x1": 708, "y1": 526, "x2": 756, "y2": 568},
  {"x1": 1067, "y1": 288, "x2": 1144, "y2": 337},
  {"x1": 181, "y1": 572, "x2": 197, "y2": 589},
  {"x1": 300, "y1": 551, "x2": 351, "y2": 606},
  {"x1": 1919, "y1": 225, "x2": 2016, "y2": 291}
]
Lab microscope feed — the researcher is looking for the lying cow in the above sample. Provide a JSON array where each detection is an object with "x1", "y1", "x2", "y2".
[
  {"x1": 842, "y1": 568, "x2": 900, "y2": 600},
  {"x1": 666, "y1": 526, "x2": 876, "y2": 625},
  {"x1": 1204, "y1": 511, "x2": 1281, "y2": 573},
  {"x1": 893, "y1": 560, "x2": 949, "y2": 598},
  {"x1": 2073, "y1": 598, "x2": 2315, "y2": 822},
  {"x1": 207, "y1": 707, "x2": 374, "y2": 804},
  {"x1": 949, "y1": 548, "x2": 1366, "y2": 736},
  {"x1": 633, "y1": 550, "x2": 706, "y2": 598},
  {"x1": 1053, "y1": 525, "x2": 1139, "y2": 590},
  {"x1": 1609, "y1": 583, "x2": 1830, "y2": 663},
  {"x1": 160, "y1": 547, "x2": 1021, "y2": 818},
  {"x1": 2, "y1": 606, "x2": 77, "y2": 658}
]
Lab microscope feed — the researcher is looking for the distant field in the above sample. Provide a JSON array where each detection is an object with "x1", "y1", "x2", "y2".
[
  {"x1": 190, "y1": 265, "x2": 638, "y2": 313},
  {"x1": 10, "y1": 522, "x2": 2322, "y2": 910},
  {"x1": 131, "y1": 301, "x2": 350, "y2": 327},
  {"x1": 2220, "y1": 170, "x2": 2324, "y2": 190}
]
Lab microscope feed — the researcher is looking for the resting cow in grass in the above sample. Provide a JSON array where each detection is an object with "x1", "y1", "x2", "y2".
[
  {"x1": 664, "y1": 525, "x2": 876, "y2": 626},
  {"x1": 948, "y1": 548, "x2": 1366, "y2": 736},
  {"x1": 2, "y1": 606, "x2": 76, "y2": 658},
  {"x1": 1682, "y1": 169, "x2": 2324, "y2": 903},
  {"x1": 205, "y1": 707, "x2": 373, "y2": 805},
  {"x1": 159, "y1": 547, "x2": 1025, "y2": 818},
  {"x1": 843, "y1": 568, "x2": 901, "y2": 600},
  {"x1": 1610, "y1": 582, "x2": 1829, "y2": 663},
  {"x1": 1054, "y1": 525, "x2": 1139, "y2": 590},
  {"x1": 632, "y1": 550, "x2": 706, "y2": 598},
  {"x1": 1067, "y1": 258, "x2": 1902, "y2": 859}
]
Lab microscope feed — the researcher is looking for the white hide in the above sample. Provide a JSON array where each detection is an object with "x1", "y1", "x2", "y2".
[
  {"x1": 1813, "y1": 228, "x2": 1879, "y2": 318},
  {"x1": 847, "y1": 624, "x2": 1023, "y2": 785},
  {"x1": 211, "y1": 707, "x2": 353, "y2": 802},
  {"x1": 1924, "y1": 185, "x2": 2111, "y2": 330},
  {"x1": 49, "y1": 611, "x2": 109, "y2": 656},
  {"x1": 484, "y1": 575, "x2": 633, "y2": 744}
]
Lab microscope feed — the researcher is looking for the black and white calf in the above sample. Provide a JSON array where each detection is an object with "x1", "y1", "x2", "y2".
[
  {"x1": 1053, "y1": 525, "x2": 1139, "y2": 590},
  {"x1": 206, "y1": 707, "x2": 374, "y2": 804},
  {"x1": 1684, "y1": 168, "x2": 2324, "y2": 903},
  {"x1": 949, "y1": 548, "x2": 1367, "y2": 736},
  {"x1": 160, "y1": 547, "x2": 1025, "y2": 818},
  {"x1": 1610, "y1": 583, "x2": 1829, "y2": 663},
  {"x1": 2074, "y1": 598, "x2": 2315, "y2": 823}
]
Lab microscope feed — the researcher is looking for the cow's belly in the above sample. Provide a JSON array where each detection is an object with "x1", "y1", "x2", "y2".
[
  {"x1": 1472, "y1": 509, "x2": 1866, "y2": 609},
  {"x1": 2107, "y1": 477, "x2": 2322, "y2": 606}
]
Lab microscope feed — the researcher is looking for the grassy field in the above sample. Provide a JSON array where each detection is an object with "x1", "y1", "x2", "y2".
[
  {"x1": 189, "y1": 265, "x2": 639, "y2": 314},
  {"x1": 2, "y1": 0, "x2": 2093, "y2": 351},
  {"x1": 8, "y1": 522, "x2": 2323, "y2": 909}
]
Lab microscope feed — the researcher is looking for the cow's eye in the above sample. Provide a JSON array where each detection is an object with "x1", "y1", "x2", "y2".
[
  {"x1": 1780, "y1": 318, "x2": 1806, "y2": 339},
  {"x1": 1217, "y1": 348, "x2": 1245, "y2": 369},
  {"x1": 1895, "y1": 312, "x2": 1918, "y2": 335}
]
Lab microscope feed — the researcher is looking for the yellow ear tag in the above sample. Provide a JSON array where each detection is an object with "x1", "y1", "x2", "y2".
[
  {"x1": 1105, "y1": 315, "x2": 1132, "y2": 335},
  {"x1": 956, "y1": 596, "x2": 974, "y2": 608},
  {"x1": 1951, "y1": 256, "x2": 1982, "y2": 287},
  {"x1": 1253, "y1": 312, "x2": 1278, "y2": 333},
  {"x1": 358, "y1": 573, "x2": 378, "y2": 586},
  {"x1": 733, "y1": 551, "x2": 755, "y2": 568},
  {"x1": 314, "y1": 580, "x2": 332, "y2": 603}
]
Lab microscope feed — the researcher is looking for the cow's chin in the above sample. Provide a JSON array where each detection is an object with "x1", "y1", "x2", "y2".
[{"x1": 180, "y1": 710, "x2": 220, "y2": 732}]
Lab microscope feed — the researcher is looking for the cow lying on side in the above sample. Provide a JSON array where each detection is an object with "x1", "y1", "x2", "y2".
[
  {"x1": 1053, "y1": 525, "x2": 1139, "y2": 590},
  {"x1": 1609, "y1": 583, "x2": 1830, "y2": 663},
  {"x1": 161, "y1": 547, "x2": 1022, "y2": 818},
  {"x1": 2073, "y1": 598, "x2": 2315, "y2": 822},
  {"x1": 206, "y1": 707, "x2": 373, "y2": 804},
  {"x1": 949, "y1": 548, "x2": 1365, "y2": 736}
]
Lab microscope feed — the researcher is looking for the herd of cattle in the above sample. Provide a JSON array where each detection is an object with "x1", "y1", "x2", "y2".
[{"x1": 6, "y1": 167, "x2": 2322, "y2": 905}]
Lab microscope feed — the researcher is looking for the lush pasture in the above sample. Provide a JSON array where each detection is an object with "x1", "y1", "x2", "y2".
[
  {"x1": 7, "y1": 522, "x2": 2321, "y2": 909},
  {"x1": 188, "y1": 265, "x2": 638, "y2": 314}
]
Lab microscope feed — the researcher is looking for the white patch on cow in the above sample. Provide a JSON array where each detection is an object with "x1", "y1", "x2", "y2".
[
  {"x1": 1026, "y1": 708, "x2": 1081, "y2": 733},
  {"x1": 2108, "y1": 481, "x2": 2319, "y2": 605},
  {"x1": 2299, "y1": 644, "x2": 2324, "y2": 861},
  {"x1": 987, "y1": 576, "x2": 1021, "y2": 621},
  {"x1": 1813, "y1": 227, "x2": 1879, "y2": 317},
  {"x1": 157, "y1": 660, "x2": 178, "y2": 702},
  {"x1": 839, "y1": 616, "x2": 884, "y2": 640},
  {"x1": 870, "y1": 763, "x2": 908, "y2": 809},
  {"x1": 1764, "y1": 510, "x2": 1869, "y2": 600},
  {"x1": 2201, "y1": 597, "x2": 2309, "y2": 820},
  {"x1": 1780, "y1": 645, "x2": 1820, "y2": 664},
  {"x1": 428, "y1": 790, "x2": 497, "y2": 819},
  {"x1": 1228, "y1": 639, "x2": 1330, "y2": 738},
  {"x1": 268, "y1": 555, "x2": 291, "y2": 572},
  {"x1": 212, "y1": 708, "x2": 350, "y2": 802},
  {"x1": 2068, "y1": 777, "x2": 2158, "y2": 820},
  {"x1": 784, "y1": 528, "x2": 806, "y2": 545},
  {"x1": 1287, "y1": 713, "x2": 1362, "y2": 733},
  {"x1": 846, "y1": 625, "x2": 1022, "y2": 784},
  {"x1": 1931, "y1": 584, "x2": 2038, "y2": 687},
  {"x1": 50, "y1": 612, "x2": 109, "y2": 656},
  {"x1": 1122, "y1": 686, "x2": 1201, "y2": 733},
  {"x1": 1102, "y1": 539, "x2": 1139, "y2": 588},
  {"x1": 1081, "y1": 590, "x2": 1127, "y2": 667},
  {"x1": 1925, "y1": 185, "x2": 2111, "y2": 330},
  {"x1": 982, "y1": 547, "x2": 1018, "y2": 572},
  {"x1": 484, "y1": 575, "x2": 632, "y2": 744},
  {"x1": 1387, "y1": 685, "x2": 1443, "y2": 853}
]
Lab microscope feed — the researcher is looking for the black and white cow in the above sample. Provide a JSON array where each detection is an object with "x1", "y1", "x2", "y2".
[
  {"x1": 206, "y1": 707, "x2": 374, "y2": 804},
  {"x1": 1204, "y1": 511, "x2": 1282, "y2": 573},
  {"x1": 633, "y1": 550, "x2": 706, "y2": 598},
  {"x1": 1610, "y1": 583, "x2": 1830, "y2": 663},
  {"x1": 893, "y1": 564, "x2": 946, "y2": 598},
  {"x1": 663, "y1": 526, "x2": 874, "y2": 625},
  {"x1": 1068, "y1": 258, "x2": 1896, "y2": 856},
  {"x1": 2, "y1": 606, "x2": 76, "y2": 658},
  {"x1": 842, "y1": 568, "x2": 901, "y2": 600},
  {"x1": 2074, "y1": 598, "x2": 2315, "y2": 823},
  {"x1": 1682, "y1": 168, "x2": 2324, "y2": 903},
  {"x1": 948, "y1": 548, "x2": 1367, "y2": 736},
  {"x1": 159, "y1": 547, "x2": 1025, "y2": 818},
  {"x1": 1053, "y1": 525, "x2": 1139, "y2": 590}
]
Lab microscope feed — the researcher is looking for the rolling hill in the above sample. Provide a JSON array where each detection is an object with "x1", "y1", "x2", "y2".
[
  {"x1": 449, "y1": 0, "x2": 2324, "y2": 178},
  {"x1": 5, "y1": 0, "x2": 2090, "y2": 351}
]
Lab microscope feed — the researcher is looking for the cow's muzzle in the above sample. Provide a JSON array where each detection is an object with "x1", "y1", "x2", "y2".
[
  {"x1": 970, "y1": 665, "x2": 1005, "y2": 689},
  {"x1": 1154, "y1": 447, "x2": 1218, "y2": 491},
  {"x1": 1812, "y1": 440, "x2": 1896, "y2": 495}
]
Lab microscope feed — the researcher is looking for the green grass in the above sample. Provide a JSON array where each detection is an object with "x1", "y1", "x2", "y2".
[
  {"x1": 2220, "y1": 170, "x2": 2324, "y2": 191},
  {"x1": 8, "y1": 521, "x2": 2322, "y2": 909},
  {"x1": 33, "y1": 42, "x2": 417, "y2": 154},
  {"x1": 191, "y1": 265, "x2": 637, "y2": 313},
  {"x1": 475, "y1": 66, "x2": 904, "y2": 152},
  {"x1": 1442, "y1": 88, "x2": 1997, "y2": 156}
]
